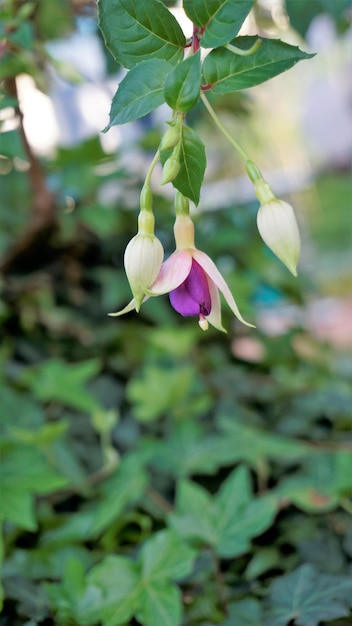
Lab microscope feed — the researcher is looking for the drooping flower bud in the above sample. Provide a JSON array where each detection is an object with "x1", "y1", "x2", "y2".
[
  {"x1": 256, "y1": 197, "x2": 301, "y2": 276},
  {"x1": 124, "y1": 210, "x2": 164, "y2": 311},
  {"x1": 249, "y1": 169, "x2": 301, "y2": 277},
  {"x1": 161, "y1": 156, "x2": 180, "y2": 185},
  {"x1": 160, "y1": 124, "x2": 180, "y2": 151}
]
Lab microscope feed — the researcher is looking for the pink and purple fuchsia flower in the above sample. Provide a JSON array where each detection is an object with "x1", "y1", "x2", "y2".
[
  {"x1": 109, "y1": 203, "x2": 254, "y2": 332},
  {"x1": 148, "y1": 242, "x2": 254, "y2": 332}
]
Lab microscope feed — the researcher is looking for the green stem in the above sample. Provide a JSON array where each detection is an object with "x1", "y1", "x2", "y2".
[
  {"x1": 144, "y1": 148, "x2": 161, "y2": 187},
  {"x1": 200, "y1": 92, "x2": 249, "y2": 162},
  {"x1": 225, "y1": 38, "x2": 262, "y2": 57}
]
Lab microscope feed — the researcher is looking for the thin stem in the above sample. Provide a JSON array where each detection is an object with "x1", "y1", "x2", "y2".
[
  {"x1": 225, "y1": 38, "x2": 262, "y2": 57},
  {"x1": 210, "y1": 547, "x2": 228, "y2": 615},
  {"x1": 200, "y1": 92, "x2": 249, "y2": 162},
  {"x1": 144, "y1": 148, "x2": 161, "y2": 187}
]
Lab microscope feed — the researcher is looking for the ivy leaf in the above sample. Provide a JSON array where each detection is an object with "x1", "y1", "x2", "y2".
[
  {"x1": 161, "y1": 125, "x2": 206, "y2": 205},
  {"x1": 264, "y1": 564, "x2": 352, "y2": 626},
  {"x1": 98, "y1": 0, "x2": 185, "y2": 70},
  {"x1": 164, "y1": 52, "x2": 201, "y2": 112},
  {"x1": 137, "y1": 583, "x2": 181, "y2": 626},
  {"x1": 275, "y1": 449, "x2": 352, "y2": 513},
  {"x1": 1, "y1": 444, "x2": 67, "y2": 531},
  {"x1": 169, "y1": 465, "x2": 277, "y2": 558},
  {"x1": 105, "y1": 60, "x2": 173, "y2": 128},
  {"x1": 139, "y1": 529, "x2": 196, "y2": 582},
  {"x1": 222, "y1": 598, "x2": 262, "y2": 626},
  {"x1": 21, "y1": 358, "x2": 101, "y2": 413},
  {"x1": 183, "y1": 0, "x2": 254, "y2": 48},
  {"x1": 149, "y1": 420, "x2": 231, "y2": 478},
  {"x1": 202, "y1": 36, "x2": 315, "y2": 93},
  {"x1": 77, "y1": 556, "x2": 141, "y2": 626},
  {"x1": 217, "y1": 416, "x2": 309, "y2": 467},
  {"x1": 61, "y1": 531, "x2": 196, "y2": 626}
]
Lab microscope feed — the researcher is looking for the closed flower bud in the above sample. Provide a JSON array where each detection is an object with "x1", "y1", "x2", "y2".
[
  {"x1": 256, "y1": 198, "x2": 301, "y2": 276},
  {"x1": 161, "y1": 156, "x2": 180, "y2": 185},
  {"x1": 160, "y1": 125, "x2": 180, "y2": 151},
  {"x1": 124, "y1": 215, "x2": 164, "y2": 311}
]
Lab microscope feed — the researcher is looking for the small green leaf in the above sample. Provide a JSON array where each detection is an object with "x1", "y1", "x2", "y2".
[
  {"x1": 106, "y1": 59, "x2": 173, "y2": 128},
  {"x1": 164, "y1": 52, "x2": 201, "y2": 112},
  {"x1": 98, "y1": 0, "x2": 185, "y2": 69},
  {"x1": 0, "y1": 444, "x2": 67, "y2": 530},
  {"x1": 22, "y1": 358, "x2": 101, "y2": 413},
  {"x1": 223, "y1": 598, "x2": 262, "y2": 626},
  {"x1": 264, "y1": 564, "x2": 352, "y2": 626},
  {"x1": 217, "y1": 416, "x2": 309, "y2": 468},
  {"x1": 169, "y1": 480, "x2": 217, "y2": 546},
  {"x1": 0, "y1": 487, "x2": 36, "y2": 531},
  {"x1": 203, "y1": 36, "x2": 314, "y2": 93},
  {"x1": 140, "y1": 530, "x2": 196, "y2": 582},
  {"x1": 161, "y1": 125, "x2": 206, "y2": 205},
  {"x1": 137, "y1": 582, "x2": 181, "y2": 626},
  {"x1": 183, "y1": 0, "x2": 254, "y2": 48},
  {"x1": 169, "y1": 466, "x2": 278, "y2": 558},
  {"x1": 127, "y1": 364, "x2": 194, "y2": 422},
  {"x1": 79, "y1": 556, "x2": 141, "y2": 626}
]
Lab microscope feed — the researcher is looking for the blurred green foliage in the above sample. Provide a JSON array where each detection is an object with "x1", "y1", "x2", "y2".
[{"x1": 1, "y1": 1, "x2": 352, "y2": 625}]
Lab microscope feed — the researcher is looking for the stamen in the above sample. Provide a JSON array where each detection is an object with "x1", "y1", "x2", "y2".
[{"x1": 199, "y1": 314, "x2": 209, "y2": 331}]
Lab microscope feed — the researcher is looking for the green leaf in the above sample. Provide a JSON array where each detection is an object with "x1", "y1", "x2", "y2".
[
  {"x1": 169, "y1": 480, "x2": 217, "y2": 546},
  {"x1": 164, "y1": 52, "x2": 201, "y2": 112},
  {"x1": 0, "y1": 444, "x2": 67, "y2": 530},
  {"x1": 217, "y1": 417, "x2": 309, "y2": 467},
  {"x1": 0, "y1": 487, "x2": 36, "y2": 531},
  {"x1": 105, "y1": 59, "x2": 172, "y2": 128},
  {"x1": 214, "y1": 468, "x2": 277, "y2": 558},
  {"x1": 140, "y1": 529, "x2": 196, "y2": 582},
  {"x1": 89, "y1": 454, "x2": 148, "y2": 536},
  {"x1": 169, "y1": 466, "x2": 278, "y2": 557},
  {"x1": 202, "y1": 36, "x2": 314, "y2": 93},
  {"x1": 149, "y1": 421, "x2": 231, "y2": 478},
  {"x1": 78, "y1": 556, "x2": 141, "y2": 626},
  {"x1": 275, "y1": 449, "x2": 352, "y2": 513},
  {"x1": 127, "y1": 364, "x2": 195, "y2": 422},
  {"x1": 42, "y1": 454, "x2": 148, "y2": 543},
  {"x1": 98, "y1": 0, "x2": 185, "y2": 69},
  {"x1": 264, "y1": 564, "x2": 352, "y2": 626},
  {"x1": 244, "y1": 547, "x2": 281, "y2": 580},
  {"x1": 161, "y1": 125, "x2": 206, "y2": 205},
  {"x1": 22, "y1": 358, "x2": 101, "y2": 413},
  {"x1": 222, "y1": 598, "x2": 262, "y2": 626},
  {"x1": 137, "y1": 582, "x2": 181, "y2": 626},
  {"x1": 183, "y1": 0, "x2": 254, "y2": 48}
]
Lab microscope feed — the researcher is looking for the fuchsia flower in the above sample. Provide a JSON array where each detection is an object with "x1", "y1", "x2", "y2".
[
  {"x1": 147, "y1": 213, "x2": 254, "y2": 331},
  {"x1": 110, "y1": 206, "x2": 254, "y2": 331}
]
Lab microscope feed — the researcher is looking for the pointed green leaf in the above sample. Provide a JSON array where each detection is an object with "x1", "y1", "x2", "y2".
[
  {"x1": 203, "y1": 36, "x2": 315, "y2": 93},
  {"x1": 21, "y1": 358, "x2": 101, "y2": 413},
  {"x1": 0, "y1": 487, "x2": 36, "y2": 531},
  {"x1": 79, "y1": 556, "x2": 141, "y2": 626},
  {"x1": 105, "y1": 60, "x2": 173, "y2": 128},
  {"x1": 223, "y1": 598, "x2": 262, "y2": 626},
  {"x1": 140, "y1": 530, "x2": 196, "y2": 582},
  {"x1": 169, "y1": 466, "x2": 278, "y2": 558},
  {"x1": 264, "y1": 564, "x2": 352, "y2": 626},
  {"x1": 137, "y1": 582, "x2": 181, "y2": 626},
  {"x1": 169, "y1": 480, "x2": 217, "y2": 546},
  {"x1": 183, "y1": 0, "x2": 254, "y2": 48},
  {"x1": 98, "y1": 0, "x2": 186, "y2": 70},
  {"x1": 216, "y1": 495, "x2": 278, "y2": 558},
  {"x1": 161, "y1": 125, "x2": 206, "y2": 205},
  {"x1": 164, "y1": 52, "x2": 201, "y2": 112}
]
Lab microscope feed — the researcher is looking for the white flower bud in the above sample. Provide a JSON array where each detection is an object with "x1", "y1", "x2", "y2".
[
  {"x1": 257, "y1": 199, "x2": 301, "y2": 276},
  {"x1": 124, "y1": 232, "x2": 164, "y2": 311}
]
